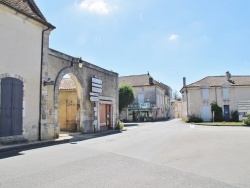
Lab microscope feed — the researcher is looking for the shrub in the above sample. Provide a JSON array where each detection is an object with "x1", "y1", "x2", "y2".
[
  {"x1": 230, "y1": 110, "x2": 239, "y2": 122},
  {"x1": 211, "y1": 102, "x2": 223, "y2": 122},
  {"x1": 186, "y1": 114, "x2": 203, "y2": 123},
  {"x1": 117, "y1": 120, "x2": 124, "y2": 130},
  {"x1": 244, "y1": 114, "x2": 250, "y2": 125}
]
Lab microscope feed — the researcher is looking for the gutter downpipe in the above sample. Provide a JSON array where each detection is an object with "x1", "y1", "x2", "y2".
[
  {"x1": 215, "y1": 86, "x2": 217, "y2": 103},
  {"x1": 186, "y1": 88, "x2": 189, "y2": 117},
  {"x1": 38, "y1": 26, "x2": 50, "y2": 141}
]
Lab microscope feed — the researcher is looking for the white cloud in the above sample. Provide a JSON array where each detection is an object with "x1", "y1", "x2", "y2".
[
  {"x1": 78, "y1": 0, "x2": 117, "y2": 15},
  {"x1": 169, "y1": 34, "x2": 179, "y2": 41}
]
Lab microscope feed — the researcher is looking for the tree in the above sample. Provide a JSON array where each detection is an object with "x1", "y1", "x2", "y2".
[
  {"x1": 173, "y1": 90, "x2": 181, "y2": 100},
  {"x1": 119, "y1": 84, "x2": 135, "y2": 112},
  {"x1": 211, "y1": 102, "x2": 223, "y2": 122}
]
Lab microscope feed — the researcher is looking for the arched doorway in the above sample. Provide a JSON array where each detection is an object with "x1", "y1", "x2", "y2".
[
  {"x1": 58, "y1": 75, "x2": 79, "y2": 132},
  {"x1": 54, "y1": 67, "x2": 85, "y2": 134}
]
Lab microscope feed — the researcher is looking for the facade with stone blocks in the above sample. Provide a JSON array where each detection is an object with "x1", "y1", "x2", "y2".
[{"x1": 40, "y1": 49, "x2": 118, "y2": 140}]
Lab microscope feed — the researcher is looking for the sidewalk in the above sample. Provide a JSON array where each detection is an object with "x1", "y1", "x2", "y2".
[{"x1": 0, "y1": 129, "x2": 121, "y2": 153}]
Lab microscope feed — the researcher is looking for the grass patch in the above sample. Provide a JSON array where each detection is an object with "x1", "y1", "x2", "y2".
[{"x1": 195, "y1": 122, "x2": 246, "y2": 126}]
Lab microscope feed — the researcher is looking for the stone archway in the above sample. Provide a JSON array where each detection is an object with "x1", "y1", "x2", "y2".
[{"x1": 54, "y1": 67, "x2": 86, "y2": 134}]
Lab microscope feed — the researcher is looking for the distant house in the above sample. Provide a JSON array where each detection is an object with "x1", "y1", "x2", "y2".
[
  {"x1": 119, "y1": 73, "x2": 172, "y2": 122},
  {"x1": 172, "y1": 99, "x2": 182, "y2": 118},
  {"x1": 180, "y1": 72, "x2": 250, "y2": 121}
]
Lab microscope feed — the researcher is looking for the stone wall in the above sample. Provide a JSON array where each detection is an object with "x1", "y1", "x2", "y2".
[{"x1": 39, "y1": 48, "x2": 119, "y2": 139}]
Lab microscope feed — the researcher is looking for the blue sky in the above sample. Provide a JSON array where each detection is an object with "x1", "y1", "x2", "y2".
[{"x1": 36, "y1": 0, "x2": 250, "y2": 94}]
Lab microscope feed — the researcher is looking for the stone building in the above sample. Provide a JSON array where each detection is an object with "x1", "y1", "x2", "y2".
[
  {"x1": 0, "y1": 0, "x2": 119, "y2": 143},
  {"x1": 43, "y1": 49, "x2": 119, "y2": 140},
  {"x1": 119, "y1": 73, "x2": 172, "y2": 122}
]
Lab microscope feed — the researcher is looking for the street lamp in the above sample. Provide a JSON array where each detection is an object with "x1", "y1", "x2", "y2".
[
  {"x1": 71, "y1": 57, "x2": 83, "y2": 68},
  {"x1": 78, "y1": 57, "x2": 83, "y2": 68}
]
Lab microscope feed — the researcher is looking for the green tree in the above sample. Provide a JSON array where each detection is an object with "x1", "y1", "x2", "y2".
[
  {"x1": 211, "y1": 102, "x2": 223, "y2": 122},
  {"x1": 119, "y1": 84, "x2": 135, "y2": 112}
]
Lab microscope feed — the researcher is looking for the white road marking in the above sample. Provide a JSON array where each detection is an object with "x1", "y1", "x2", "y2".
[{"x1": 190, "y1": 124, "x2": 195, "y2": 128}]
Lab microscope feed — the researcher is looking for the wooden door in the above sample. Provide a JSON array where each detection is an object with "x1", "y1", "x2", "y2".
[{"x1": 0, "y1": 78, "x2": 23, "y2": 136}]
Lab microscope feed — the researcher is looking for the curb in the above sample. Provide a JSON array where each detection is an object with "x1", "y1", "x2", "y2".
[{"x1": 0, "y1": 129, "x2": 121, "y2": 153}]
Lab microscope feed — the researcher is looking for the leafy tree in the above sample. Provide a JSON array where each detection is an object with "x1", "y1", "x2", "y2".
[{"x1": 119, "y1": 84, "x2": 135, "y2": 112}]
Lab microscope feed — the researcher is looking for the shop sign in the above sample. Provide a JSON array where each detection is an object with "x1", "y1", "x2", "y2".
[{"x1": 140, "y1": 103, "x2": 150, "y2": 109}]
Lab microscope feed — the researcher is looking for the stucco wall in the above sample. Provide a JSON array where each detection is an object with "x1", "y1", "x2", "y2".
[
  {"x1": 172, "y1": 101, "x2": 182, "y2": 118},
  {"x1": 182, "y1": 86, "x2": 250, "y2": 121},
  {"x1": 133, "y1": 86, "x2": 156, "y2": 106},
  {"x1": 0, "y1": 5, "x2": 46, "y2": 140},
  {"x1": 124, "y1": 85, "x2": 168, "y2": 120}
]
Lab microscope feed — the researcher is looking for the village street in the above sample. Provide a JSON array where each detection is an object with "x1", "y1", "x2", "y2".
[{"x1": 1, "y1": 119, "x2": 250, "y2": 188}]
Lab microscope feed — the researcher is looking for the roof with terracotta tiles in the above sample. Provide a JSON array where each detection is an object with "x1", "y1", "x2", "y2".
[
  {"x1": 1, "y1": 0, "x2": 54, "y2": 28},
  {"x1": 119, "y1": 74, "x2": 153, "y2": 87},
  {"x1": 184, "y1": 75, "x2": 250, "y2": 88},
  {"x1": 59, "y1": 78, "x2": 76, "y2": 90},
  {"x1": 119, "y1": 74, "x2": 171, "y2": 96}
]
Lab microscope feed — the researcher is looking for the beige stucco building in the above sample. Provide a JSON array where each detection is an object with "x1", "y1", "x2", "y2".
[
  {"x1": 0, "y1": 0, "x2": 119, "y2": 143},
  {"x1": 119, "y1": 74, "x2": 172, "y2": 122},
  {"x1": 180, "y1": 73, "x2": 250, "y2": 121},
  {"x1": 0, "y1": 0, "x2": 55, "y2": 143},
  {"x1": 172, "y1": 100, "x2": 182, "y2": 119}
]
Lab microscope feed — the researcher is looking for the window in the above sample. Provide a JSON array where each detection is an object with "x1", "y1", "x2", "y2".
[
  {"x1": 138, "y1": 94, "x2": 144, "y2": 103},
  {"x1": 222, "y1": 87, "x2": 229, "y2": 100},
  {"x1": 202, "y1": 88, "x2": 209, "y2": 100}
]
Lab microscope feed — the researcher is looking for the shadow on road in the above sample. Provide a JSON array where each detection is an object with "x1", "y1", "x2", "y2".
[{"x1": 0, "y1": 130, "x2": 121, "y2": 159}]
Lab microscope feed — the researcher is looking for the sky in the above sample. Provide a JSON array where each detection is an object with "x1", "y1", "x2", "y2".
[{"x1": 35, "y1": 0, "x2": 250, "y2": 94}]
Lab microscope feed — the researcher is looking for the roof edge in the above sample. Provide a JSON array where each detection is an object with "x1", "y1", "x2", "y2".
[{"x1": 0, "y1": 1, "x2": 55, "y2": 29}]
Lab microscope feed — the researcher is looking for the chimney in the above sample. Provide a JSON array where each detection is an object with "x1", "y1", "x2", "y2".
[
  {"x1": 183, "y1": 77, "x2": 186, "y2": 87},
  {"x1": 226, "y1": 71, "x2": 231, "y2": 81},
  {"x1": 149, "y1": 77, "x2": 154, "y2": 85}
]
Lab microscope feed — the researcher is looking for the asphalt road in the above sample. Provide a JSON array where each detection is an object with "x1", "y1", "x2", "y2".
[{"x1": 1, "y1": 119, "x2": 249, "y2": 188}]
